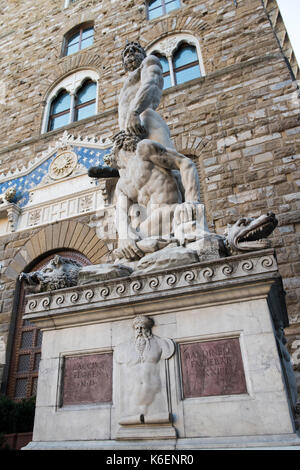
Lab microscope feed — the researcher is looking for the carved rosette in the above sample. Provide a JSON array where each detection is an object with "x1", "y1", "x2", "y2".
[{"x1": 49, "y1": 150, "x2": 78, "y2": 180}]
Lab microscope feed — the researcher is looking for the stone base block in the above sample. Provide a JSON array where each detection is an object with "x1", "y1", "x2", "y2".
[
  {"x1": 116, "y1": 423, "x2": 176, "y2": 440},
  {"x1": 22, "y1": 250, "x2": 298, "y2": 450}
]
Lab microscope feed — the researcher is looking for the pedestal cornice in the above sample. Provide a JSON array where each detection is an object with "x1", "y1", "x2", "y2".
[{"x1": 23, "y1": 249, "x2": 281, "y2": 330}]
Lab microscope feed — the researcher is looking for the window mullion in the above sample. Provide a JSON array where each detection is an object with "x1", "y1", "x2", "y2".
[
  {"x1": 168, "y1": 55, "x2": 176, "y2": 87},
  {"x1": 70, "y1": 93, "x2": 76, "y2": 124}
]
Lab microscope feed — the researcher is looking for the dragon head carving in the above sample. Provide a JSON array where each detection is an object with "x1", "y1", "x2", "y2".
[{"x1": 224, "y1": 212, "x2": 278, "y2": 254}]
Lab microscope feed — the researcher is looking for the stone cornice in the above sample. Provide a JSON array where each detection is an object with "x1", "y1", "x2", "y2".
[
  {"x1": 0, "y1": 131, "x2": 112, "y2": 183},
  {"x1": 23, "y1": 249, "x2": 280, "y2": 329}
]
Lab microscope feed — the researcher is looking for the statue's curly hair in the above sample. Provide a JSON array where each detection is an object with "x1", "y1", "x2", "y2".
[
  {"x1": 121, "y1": 41, "x2": 146, "y2": 61},
  {"x1": 112, "y1": 131, "x2": 141, "y2": 152},
  {"x1": 132, "y1": 315, "x2": 154, "y2": 330}
]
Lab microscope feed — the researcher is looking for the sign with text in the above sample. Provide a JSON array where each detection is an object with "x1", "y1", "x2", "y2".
[
  {"x1": 62, "y1": 352, "x2": 113, "y2": 406},
  {"x1": 180, "y1": 338, "x2": 247, "y2": 398}
]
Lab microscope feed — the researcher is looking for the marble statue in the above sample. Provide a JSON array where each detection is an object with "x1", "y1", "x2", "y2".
[
  {"x1": 105, "y1": 132, "x2": 211, "y2": 261},
  {"x1": 224, "y1": 212, "x2": 278, "y2": 255},
  {"x1": 89, "y1": 42, "x2": 215, "y2": 267},
  {"x1": 0, "y1": 186, "x2": 16, "y2": 204},
  {"x1": 115, "y1": 315, "x2": 174, "y2": 425},
  {"x1": 20, "y1": 255, "x2": 81, "y2": 293},
  {"x1": 87, "y1": 41, "x2": 279, "y2": 273},
  {"x1": 118, "y1": 41, "x2": 175, "y2": 149}
]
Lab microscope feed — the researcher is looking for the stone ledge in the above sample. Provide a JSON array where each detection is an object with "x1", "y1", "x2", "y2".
[
  {"x1": 23, "y1": 249, "x2": 280, "y2": 328},
  {"x1": 22, "y1": 432, "x2": 300, "y2": 450}
]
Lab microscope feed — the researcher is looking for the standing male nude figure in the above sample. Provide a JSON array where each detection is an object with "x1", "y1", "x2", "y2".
[{"x1": 89, "y1": 42, "x2": 206, "y2": 261}]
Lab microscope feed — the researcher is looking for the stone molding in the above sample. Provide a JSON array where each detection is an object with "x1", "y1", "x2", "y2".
[
  {"x1": 0, "y1": 131, "x2": 112, "y2": 183},
  {"x1": 21, "y1": 187, "x2": 104, "y2": 231},
  {"x1": 262, "y1": 0, "x2": 299, "y2": 81},
  {"x1": 41, "y1": 57, "x2": 104, "y2": 100},
  {"x1": 23, "y1": 249, "x2": 279, "y2": 327},
  {"x1": 140, "y1": 15, "x2": 208, "y2": 50},
  {"x1": 146, "y1": 32, "x2": 206, "y2": 80}
]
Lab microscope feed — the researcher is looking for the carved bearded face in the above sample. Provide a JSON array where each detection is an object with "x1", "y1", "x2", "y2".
[
  {"x1": 133, "y1": 316, "x2": 153, "y2": 340},
  {"x1": 133, "y1": 317, "x2": 153, "y2": 361},
  {"x1": 122, "y1": 44, "x2": 146, "y2": 72}
]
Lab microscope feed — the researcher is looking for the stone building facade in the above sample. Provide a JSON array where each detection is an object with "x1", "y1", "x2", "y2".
[{"x1": 0, "y1": 0, "x2": 300, "y2": 403}]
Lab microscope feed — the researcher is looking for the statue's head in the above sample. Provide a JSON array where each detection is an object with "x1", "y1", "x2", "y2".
[
  {"x1": 122, "y1": 41, "x2": 146, "y2": 72},
  {"x1": 132, "y1": 315, "x2": 154, "y2": 339}
]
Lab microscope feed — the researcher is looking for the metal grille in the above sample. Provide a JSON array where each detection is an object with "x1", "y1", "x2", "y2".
[
  {"x1": 21, "y1": 331, "x2": 33, "y2": 349},
  {"x1": 17, "y1": 354, "x2": 31, "y2": 372},
  {"x1": 6, "y1": 250, "x2": 91, "y2": 401},
  {"x1": 15, "y1": 378, "x2": 28, "y2": 399}
]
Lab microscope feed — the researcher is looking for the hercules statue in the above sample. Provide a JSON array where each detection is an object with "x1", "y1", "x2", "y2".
[{"x1": 89, "y1": 41, "x2": 210, "y2": 262}]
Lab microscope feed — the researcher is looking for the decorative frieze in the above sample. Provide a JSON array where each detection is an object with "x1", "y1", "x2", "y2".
[
  {"x1": 24, "y1": 250, "x2": 278, "y2": 318},
  {"x1": 22, "y1": 188, "x2": 105, "y2": 229}
]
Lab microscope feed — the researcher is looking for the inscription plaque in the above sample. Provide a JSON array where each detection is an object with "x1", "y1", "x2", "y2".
[
  {"x1": 62, "y1": 352, "x2": 112, "y2": 406},
  {"x1": 180, "y1": 338, "x2": 247, "y2": 398}
]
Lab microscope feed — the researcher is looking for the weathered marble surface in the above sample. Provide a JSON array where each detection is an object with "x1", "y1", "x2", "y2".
[
  {"x1": 114, "y1": 315, "x2": 175, "y2": 438},
  {"x1": 20, "y1": 254, "x2": 81, "y2": 293},
  {"x1": 24, "y1": 249, "x2": 280, "y2": 321},
  {"x1": 22, "y1": 251, "x2": 299, "y2": 449},
  {"x1": 90, "y1": 42, "x2": 213, "y2": 264}
]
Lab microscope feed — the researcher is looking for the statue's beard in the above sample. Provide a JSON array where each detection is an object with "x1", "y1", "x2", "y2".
[
  {"x1": 124, "y1": 55, "x2": 143, "y2": 72},
  {"x1": 135, "y1": 332, "x2": 151, "y2": 361}
]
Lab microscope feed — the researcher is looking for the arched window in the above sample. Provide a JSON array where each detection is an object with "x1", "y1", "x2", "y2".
[
  {"x1": 42, "y1": 70, "x2": 99, "y2": 133},
  {"x1": 63, "y1": 24, "x2": 94, "y2": 57},
  {"x1": 173, "y1": 44, "x2": 201, "y2": 85},
  {"x1": 48, "y1": 89, "x2": 71, "y2": 131},
  {"x1": 147, "y1": 0, "x2": 181, "y2": 20},
  {"x1": 5, "y1": 251, "x2": 91, "y2": 400},
  {"x1": 148, "y1": 36, "x2": 205, "y2": 90},
  {"x1": 74, "y1": 80, "x2": 97, "y2": 121}
]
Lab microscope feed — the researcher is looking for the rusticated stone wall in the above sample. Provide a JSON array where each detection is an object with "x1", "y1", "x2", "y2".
[{"x1": 0, "y1": 0, "x2": 300, "y2": 389}]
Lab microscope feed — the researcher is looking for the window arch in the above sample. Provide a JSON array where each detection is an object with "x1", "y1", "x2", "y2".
[
  {"x1": 147, "y1": 0, "x2": 181, "y2": 20},
  {"x1": 6, "y1": 250, "x2": 92, "y2": 401},
  {"x1": 42, "y1": 70, "x2": 99, "y2": 133},
  {"x1": 63, "y1": 23, "x2": 94, "y2": 57},
  {"x1": 173, "y1": 43, "x2": 201, "y2": 85},
  {"x1": 74, "y1": 80, "x2": 97, "y2": 121},
  {"x1": 148, "y1": 35, "x2": 205, "y2": 90},
  {"x1": 48, "y1": 89, "x2": 71, "y2": 131}
]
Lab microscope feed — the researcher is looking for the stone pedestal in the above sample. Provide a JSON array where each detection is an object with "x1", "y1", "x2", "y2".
[{"x1": 22, "y1": 249, "x2": 300, "y2": 450}]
